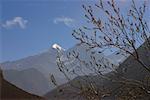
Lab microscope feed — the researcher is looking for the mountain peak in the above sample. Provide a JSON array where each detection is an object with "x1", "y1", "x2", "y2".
[{"x1": 52, "y1": 43, "x2": 64, "y2": 51}]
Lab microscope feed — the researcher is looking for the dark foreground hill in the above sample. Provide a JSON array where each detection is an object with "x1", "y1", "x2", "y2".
[
  {"x1": 0, "y1": 69, "x2": 44, "y2": 100},
  {"x1": 44, "y1": 39, "x2": 150, "y2": 100}
]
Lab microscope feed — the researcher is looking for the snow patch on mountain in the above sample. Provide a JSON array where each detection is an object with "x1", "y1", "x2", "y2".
[{"x1": 52, "y1": 43, "x2": 65, "y2": 51}]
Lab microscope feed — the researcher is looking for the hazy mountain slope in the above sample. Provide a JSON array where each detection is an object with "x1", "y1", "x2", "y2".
[
  {"x1": 0, "y1": 69, "x2": 44, "y2": 100},
  {"x1": 107, "y1": 50, "x2": 129, "y2": 66},
  {"x1": 61, "y1": 43, "x2": 117, "y2": 76},
  {"x1": 1, "y1": 48, "x2": 60, "y2": 77},
  {"x1": 3, "y1": 68, "x2": 52, "y2": 96},
  {"x1": 0, "y1": 43, "x2": 117, "y2": 96},
  {"x1": 0, "y1": 43, "x2": 125, "y2": 97},
  {"x1": 1, "y1": 44, "x2": 67, "y2": 95},
  {"x1": 44, "y1": 40, "x2": 150, "y2": 100}
]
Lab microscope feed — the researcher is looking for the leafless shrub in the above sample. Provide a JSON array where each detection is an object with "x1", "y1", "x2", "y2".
[{"x1": 51, "y1": 0, "x2": 150, "y2": 99}]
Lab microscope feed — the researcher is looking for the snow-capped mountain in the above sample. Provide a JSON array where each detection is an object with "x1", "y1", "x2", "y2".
[
  {"x1": 0, "y1": 43, "x2": 125, "y2": 96},
  {"x1": 1, "y1": 44, "x2": 65, "y2": 77},
  {"x1": 1, "y1": 44, "x2": 66, "y2": 96}
]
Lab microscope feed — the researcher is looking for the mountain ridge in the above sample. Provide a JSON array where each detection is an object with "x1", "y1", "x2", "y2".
[{"x1": 0, "y1": 43, "x2": 127, "y2": 96}]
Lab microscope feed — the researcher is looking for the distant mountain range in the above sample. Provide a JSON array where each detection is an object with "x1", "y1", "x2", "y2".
[
  {"x1": 1, "y1": 44, "x2": 67, "y2": 96},
  {"x1": 0, "y1": 43, "x2": 127, "y2": 97}
]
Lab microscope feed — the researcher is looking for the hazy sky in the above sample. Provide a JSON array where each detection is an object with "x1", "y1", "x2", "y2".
[{"x1": 0, "y1": 0, "x2": 150, "y2": 62}]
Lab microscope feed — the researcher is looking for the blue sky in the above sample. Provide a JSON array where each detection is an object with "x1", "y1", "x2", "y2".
[{"x1": 0, "y1": 0, "x2": 150, "y2": 62}]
